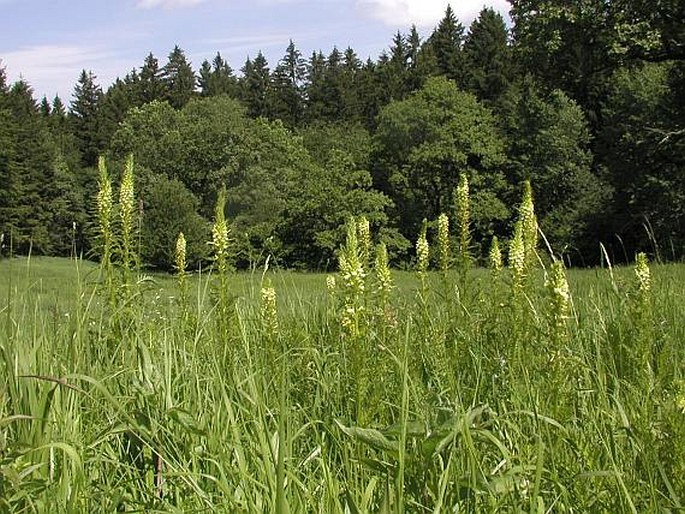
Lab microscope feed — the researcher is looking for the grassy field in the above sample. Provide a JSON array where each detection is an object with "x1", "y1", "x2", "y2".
[{"x1": 1, "y1": 253, "x2": 685, "y2": 513}]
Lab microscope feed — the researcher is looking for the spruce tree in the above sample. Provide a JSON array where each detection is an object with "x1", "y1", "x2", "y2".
[
  {"x1": 304, "y1": 51, "x2": 327, "y2": 122},
  {"x1": 406, "y1": 25, "x2": 424, "y2": 91},
  {"x1": 199, "y1": 53, "x2": 237, "y2": 97},
  {"x1": 4, "y1": 81, "x2": 55, "y2": 252},
  {"x1": 321, "y1": 47, "x2": 345, "y2": 120},
  {"x1": 0, "y1": 64, "x2": 7, "y2": 93},
  {"x1": 269, "y1": 41, "x2": 305, "y2": 126},
  {"x1": 39, "y1": 96, "x2": 51, "y2": 117},
  {"x1": 464, "y1": 8, "x2": 512, "y2": 102},
  {"x1": 140, "y1": 52, "x2": 166, "y2": 103},
  {"x1": 341, "y1": 47, "x2": 362, "y2": 121},
  {"x1": 240, "y1": 51, "x2": 271, "y2": 118},
  {"x1": 42, "y1": 93, "x2": 79, "y2": 179},
  {"x1": 385, "y1": 32, "x2": 410, "y2": 100},
  {"x1": 212, "y1": 53, "x2": 238, "y2": 96},
  {"x1": 355, "y1": 58, "x2": 383, "y2": 130},
  {"x1": 44, "y1": 153, "x2": 86, "y2": 255},
  {"x1": 51, "y1": 95, "x2": 66, "y2": 118},
  {"x1": 425, "y1": 5, "x2": 466, "y2": 85},
  {"x1": 198, "y1": 59, "x2": 213, "y2": 96},
  {"x1": 98, "y1": 75, "x2": 140, "y2": 148},
  {"x1": 162, "y1": 45, "x2": 196, "y2": 109},
  {"x1": 70, "y1": 69, "x2": 103, "y2": 167},
  {"x1": 0, "y1": 70, "x2": 17, "y2": 251}
]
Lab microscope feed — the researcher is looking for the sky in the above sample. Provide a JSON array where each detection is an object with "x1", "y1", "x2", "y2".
[{"x1": 0, "y1": 0, "x2": 510, "y2": 103}]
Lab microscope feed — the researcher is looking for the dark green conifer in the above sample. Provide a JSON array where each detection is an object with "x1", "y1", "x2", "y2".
[
  {"x1": 162, "y1": 45, "x2": 196, "y2": 109},
  {"x1": 70, "y1": 69, "x2": 103, "y2": 167}
]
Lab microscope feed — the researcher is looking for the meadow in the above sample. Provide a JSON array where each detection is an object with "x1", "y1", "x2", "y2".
[
  {"x1": 1, "y1": 170, "x2": 684, "y2": 513},
  {"x1": 1, "y1": 241, "x2": 685, "y2": 513}
]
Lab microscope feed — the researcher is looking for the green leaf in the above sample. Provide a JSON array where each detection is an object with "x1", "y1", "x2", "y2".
[
  {"x1": 335, "y1": 420, "x2": 399, "y2": 457},
  {"x1": 382, "y1": 420, "x2": 427, "y2": 438},
  {"x1": 168, "y1": 407, "x2": 206, "y2": 436}
]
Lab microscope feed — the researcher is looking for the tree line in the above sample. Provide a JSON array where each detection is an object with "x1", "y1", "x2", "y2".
[{"x1": 1, "y1": 2, "x2": 683, "y2": 269}]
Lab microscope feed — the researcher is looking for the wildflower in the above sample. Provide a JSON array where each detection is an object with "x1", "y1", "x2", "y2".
[
  {"x1": 119, "y1": 155, "x2": 137, "y2": 268},
  {"x1": 96, "y1": 156, "x2": 113, "y2": 245},
  {"x1": 519, "y1": 180, "x2": 538, "y2": 267},
  {"x1": 119, "y1": 155, "x2": 136, "y2": 238},
  {"x1": 455, "y1": 174, "x2": 470, "y2": 272},
  {"x1": 341, "y1": 305, "x2": 357, "y2": 332},
  {"x1": 489, "y1": 236, "x2": 503, "y2": 278},
  {"x1": 175, "y1": 232, "x2": 187, "y2": 276},
  {"x1": 340, "y1": 255, "x2": 366, "y2": 294},
  {"x1": 437, "y1": 213, "x2": 450, "y2": 274},
  {"x1": 261, "y1": 282, "x2": 279, "y2": 336},
  {"x1": 326, "y1": 275, "x2": 337, "y2": 293},
  {"x1": 357, "y1": 216, "x2": 371, "y2": 271},
  {"x1": 212, "y1": 189, "x2": 230, "y2": 275},
  {"x1": 340, "y1": 220, "x2": 366, "y2": 293},
  {"x1": 635, "y1": 252, "x2": 651, "y2": 296},
  {"x1": 546, "y1": 259, "x2": 571, "y2": 342},
  {"x1": 338, "y1": 218, "x2": 366, "y2": 337},
  {"x1": 416, "y1": 219, "x2": 429, "y2": 276},
  {"x1": 632, "y1": 252, "x2": 653, "y2": 378}
]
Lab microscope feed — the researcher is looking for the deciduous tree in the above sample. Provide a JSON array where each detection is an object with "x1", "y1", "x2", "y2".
[{"x1": 374, "y1": 76, "x2": 508, "y2": 247}]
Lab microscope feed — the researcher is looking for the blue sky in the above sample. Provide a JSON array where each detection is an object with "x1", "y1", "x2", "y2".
[{"x1": 0, "y1": 0, "x2": 510, "y2": 103}]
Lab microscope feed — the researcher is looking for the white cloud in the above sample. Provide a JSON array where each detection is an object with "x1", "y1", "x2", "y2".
[
  {"x1": 137, "y1": 0, "x2": 205, "y2": 9},
  {"x1": 208, "y1": 33, "x2": 297, "y2": 47},
  {"x1": 206, "y1": 30, "x2": 322, "y2": 54},
  {"x1": 1, "y1": 44, "x2": 132, "y2": 101},
  {"x1": 356, "y1": 0, "x2": 510, "y2": 28}
]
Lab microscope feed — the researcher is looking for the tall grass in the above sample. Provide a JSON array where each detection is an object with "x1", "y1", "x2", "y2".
[
  {"x1": 1, "y1": 172, "x2": 685, "y2": 512},
  {"x1": 2, "y1": 256, "x2": 685, "y2": 512}
]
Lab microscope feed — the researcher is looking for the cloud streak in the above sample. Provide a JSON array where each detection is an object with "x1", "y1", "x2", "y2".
[
  {"x1": 1, "y1": 44, "x2": 132, "y2": 101},
  {"x1": 356, "y1": 0, "x2": 510, "y2": 27},
  {"x1": 137, "y1": 0, "x2": 205, "y2": 9},
  {"x1": 205, "y1": 29, "x2": 323, "y2": 52}
]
